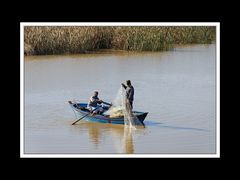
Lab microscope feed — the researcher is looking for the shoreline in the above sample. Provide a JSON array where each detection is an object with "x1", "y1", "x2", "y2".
[{"x1": 24, "y1": 44, "x2": 215, "y2": 58}]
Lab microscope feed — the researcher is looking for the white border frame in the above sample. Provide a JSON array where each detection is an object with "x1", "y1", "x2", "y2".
[{"x1": 20, "y1": 22, "x2": 220, "y2": 158}]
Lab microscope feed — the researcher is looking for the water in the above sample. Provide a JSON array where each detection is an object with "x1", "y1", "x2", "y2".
[{"x1": 24, "y1": 44, "x2": 216, "y2": 154}]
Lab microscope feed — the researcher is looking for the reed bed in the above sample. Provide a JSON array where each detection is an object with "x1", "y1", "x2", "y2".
[{"x1": 24, "y1": 26, "x2": 215, "y2": 55}]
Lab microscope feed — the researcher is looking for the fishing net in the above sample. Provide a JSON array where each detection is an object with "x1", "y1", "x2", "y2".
[{"x1": 105, "y1": 86, "x2": 141, "y2": 126}]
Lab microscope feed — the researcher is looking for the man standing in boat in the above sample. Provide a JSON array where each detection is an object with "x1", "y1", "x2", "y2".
[
  {"x1": 121, "y1": 80, "x2": 134, "y2": 110},
  {"x1": 87, "y1": 91, "x2": 104, "y2": 115}
]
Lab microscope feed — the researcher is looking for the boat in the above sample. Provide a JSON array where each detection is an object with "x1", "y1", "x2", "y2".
[{"x1": 68, "y1": 101, "x2": 148, "y2": 125}]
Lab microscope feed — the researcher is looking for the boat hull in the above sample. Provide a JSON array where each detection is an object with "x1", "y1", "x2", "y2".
[{"x1": 68, "y1": 101, "x2": 148, "y2": 125}]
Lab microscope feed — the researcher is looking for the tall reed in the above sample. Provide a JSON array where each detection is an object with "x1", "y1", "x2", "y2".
[{"x1": 24, "y1": 26, "x2": 215, "y2": 55}]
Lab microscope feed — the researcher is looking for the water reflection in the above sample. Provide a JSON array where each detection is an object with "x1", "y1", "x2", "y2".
[
  {"x1": 73, "y1": 122, "x2": 145, "y2": 154},
  {"x1": 122, "y1": 126, "x2": 134, "y2": 153}
]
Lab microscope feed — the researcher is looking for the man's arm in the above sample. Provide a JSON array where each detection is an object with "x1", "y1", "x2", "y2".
[
  {"x1": 97, "y1": 99, "x2": 103, "y2": 104},
  {"x1": 90, "y1": 97, "x2": 102, "y2": 104},
  {"x1": 121, "y1": 83, "x2": 127, "y2": 89}
]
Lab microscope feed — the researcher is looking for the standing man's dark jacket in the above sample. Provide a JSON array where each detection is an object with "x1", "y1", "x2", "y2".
[
  {"x1": 126, "y1": 85, "x2": 134, "y2": 102},
  {"x1": 122, "y1": 83, "x2": 134, "y2": 109}
]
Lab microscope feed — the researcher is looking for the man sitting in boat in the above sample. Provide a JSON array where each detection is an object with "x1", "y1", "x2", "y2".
[{"x1": 87, "y1": 91, "x2": 108, "y2": 115}]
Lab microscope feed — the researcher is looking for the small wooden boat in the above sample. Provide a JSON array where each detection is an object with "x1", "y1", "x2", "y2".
[{"x1": 68, "y1": 101, "x2": 148, "y2": 125}]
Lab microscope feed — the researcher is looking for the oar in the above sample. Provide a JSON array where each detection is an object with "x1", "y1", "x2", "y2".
[{"x1": 72, "y1": 106, "x2": 100, "y2": 125}]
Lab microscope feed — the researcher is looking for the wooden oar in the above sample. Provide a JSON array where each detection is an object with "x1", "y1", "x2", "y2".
[{"x1": 72, "y1": 106, "x2": 100, "y2": 125}]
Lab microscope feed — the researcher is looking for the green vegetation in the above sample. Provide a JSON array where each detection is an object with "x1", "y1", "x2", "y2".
[{"x1": 24, "y1": 26, "x2": 216, "y2": 55}]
